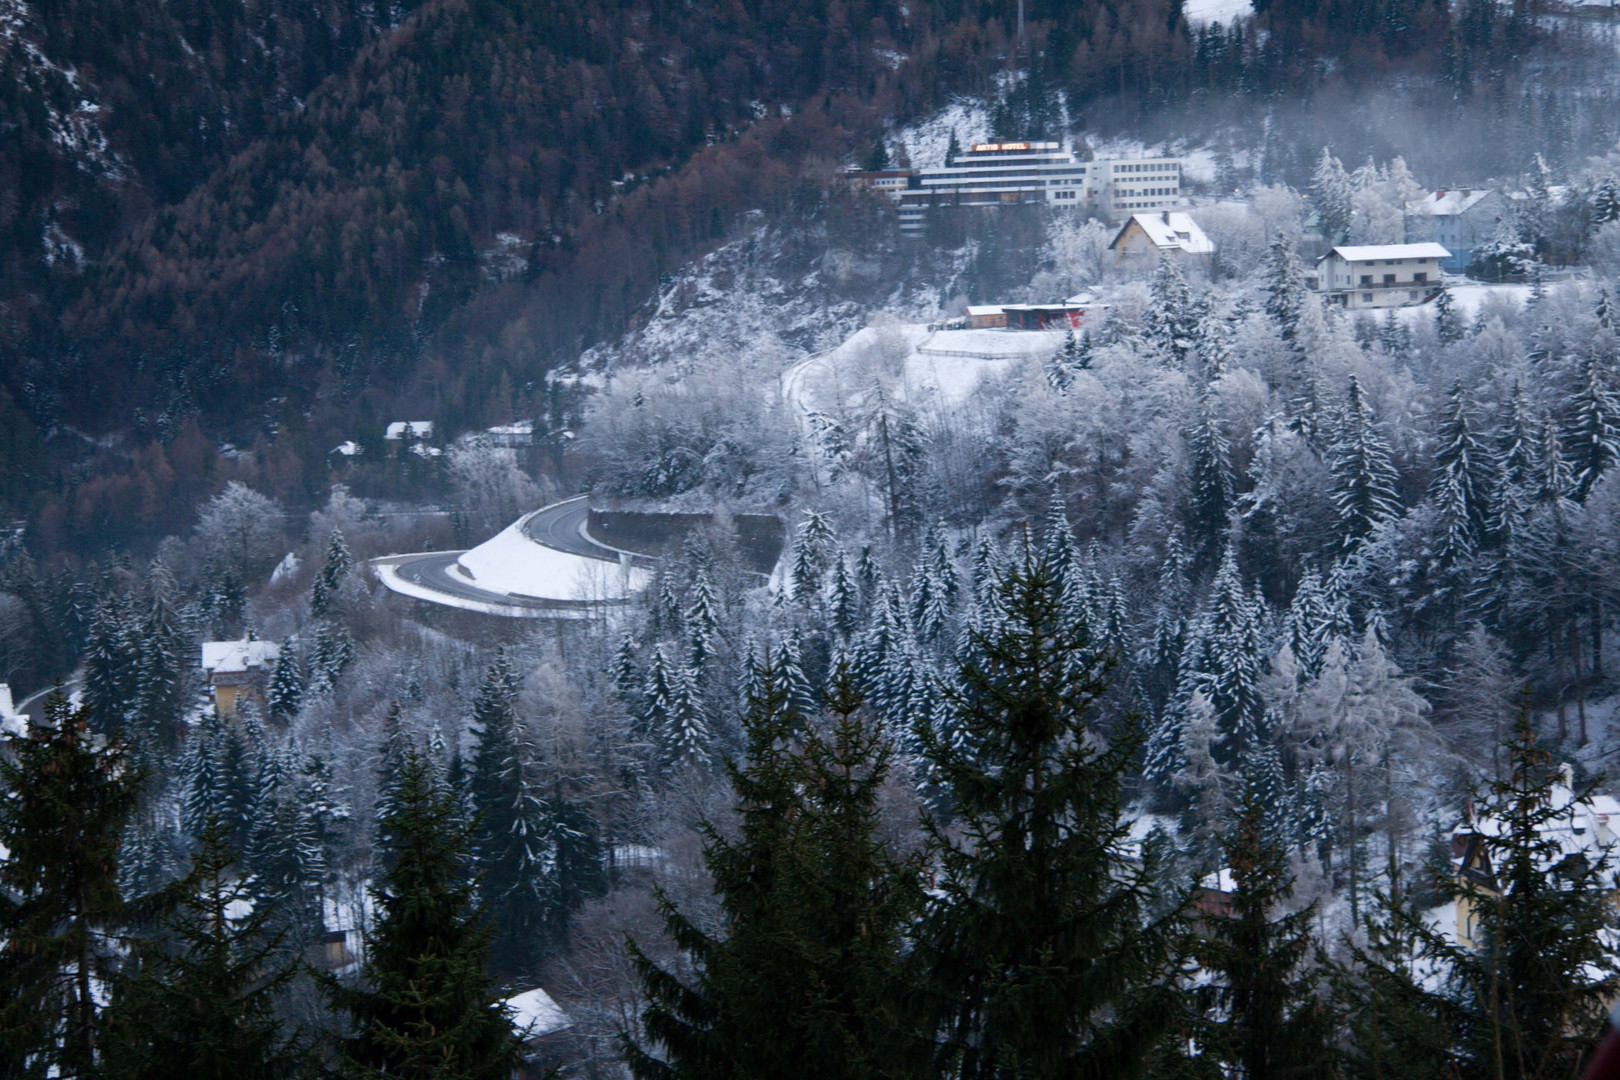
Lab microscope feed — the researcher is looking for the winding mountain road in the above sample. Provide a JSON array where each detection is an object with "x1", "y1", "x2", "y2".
[{"x1": 373, "y1": 497, "x2": 628, "y2": 617}]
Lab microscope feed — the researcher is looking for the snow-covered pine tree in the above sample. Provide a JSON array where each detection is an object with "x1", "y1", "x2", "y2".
[
  {"x1": 789, "y1": 511, "x2": 837, "y2": 601},
  {"x1": 1188, "y1": 391, "x2": 1235, "y2": 570},
  {"x1": 244, "y1": 746, "x2": 326, "y2": 945},
  {"x1": 1532, "y1": 409, "x2": 1577, "y2": 509},
  {"x1": 776, "y1": 633, "x2": 821, "y2": 721},
  {"x1": 266, "y1": 638, "x2": 303, "y2": 725},
  {"x1": 827, "y1": 552, "x2": 860, "y2": 638},
  {"x1": 1046, "y1": 331, "x2": 1078, "y2": 392},
  {"x1": 310, "y1": 528, "x2": 353, "y2": 618},
  {"x1": 1329, "y1": 375, "x2": 1403, "y2": 551},
  {"x1": 1566, "y1": 351, "x2": 1620, "y2": 502},
  {"x1": 1196, "y1": 551, "x2": 1268, "y2": 763},
  {"x1": 132, "y1": 564, "x2": 188, "y2": 755},
  {"x1": 1310, "y1": 148, "x2": 1353, "y2": 242},
  {"x1": 1146, "y1": 256, "x2": 1200, "y2": 367},
  {"x1": 307, "y1": 623, "x2": 355, "y2": 695},
  {"x1": 1429, "y1": 380, "x2": 1496, "y2": 566},
  {"x1": 1434, "y1": 282, "x2": 1464, "y2": 344},
  {"x1": 684, "y1": 567, "x2": 722, "y2": 681},
  {"x1": 81, "y1": 596, "x2": 138, "y2": 738},
  {"x1": 1594, "y1": 176, "x2": 1620, "y2": 227},
  {"x1": 1263, "y1": 232, "x2": 1309, "y2": 346},
  {"x1": 640, "y1": 646, "x2": 709, "y2": 769},
  {"x1": 1194, "y1": 303, "x2": 1233, "y2": 379},
  {"x1": 327, "y1": 748, "x2": 522, "y2": 1079},
  {"x1": 610, "y1": 632, "x2": 641, "y2": 704}
]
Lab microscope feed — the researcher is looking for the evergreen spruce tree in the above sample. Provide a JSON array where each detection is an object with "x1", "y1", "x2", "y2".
[
  {"x1": 625, "y1": 660, "x2": 927, "y2": 1080},
  {"x1": 640, "y1": 647, "x2": 710, "y2": 769},
  {"x1": 100, "y1": 821, "x2": 304, "y2": 1080},
  {"x1": 467, "y1": 649, "x2": 549, "y2": 976},
  {"x1": 1263, "y1": 233, "x2": 1308, "y2": 346},
  {"x1": 612, "y1": 632, "x2": 643, "y2": 703},
  {"x1": 266, "y1": 638, "x2": 304, "y2": 724},
  {"x1": 1345, "y1": 714, "x2": 1618, "y2": 1080},
  {"x1": 685, "y1": 567, "x2": 722, "y2": 681},
  {"x1": 914, "y1": 543, "x2": 1184, "y2": 1080},
  {"x1": 311, "y1": 528, "x2": 353, "y2": 618},
  {"x1": 244, "y1": 747, "x2": 326, "y2": 948},
  {"x1": 1566, "y1": 351, "x2": 1620, "y2": 502},
  {"x1": 326, "y1": 749, "x2": 522, "y2": 1080},
  {"x1": 1330, "y1": 376, "x2": 1403, "y2": 551},
  {"x1": 1433, "y1": 283, "x2": 1463, "y2": 344},
  {"x1": 1179, "y1": 789, "x2": 1334, "y2": 1080},
  {"x1": 1188, "y1": 552, "x2": 1267, "y2": 764},
  {"x1": 828, "y1": 552, "x2": 860, "y2": 638},
  {"x1": 1593, "y1": 176, "x2": 1620, "y2": 227},
  {"x1": 81, "y1": 597, "x2": 138, "y2": 738},
  {"x1": 132, "y1": 565, "x2": 188, "y2": 757},
  {"x1": 1187, "y1": 392, "x2": 1235, "y2": 570},
  {"x1": 1147, "y1": 257, "x2": 1200, "y2": 367},
  {"x1": 0, "y1": 695, "x2": 142, "y2": 1076},
  {"x1": 1310, "y1": 149, "x2": 1353, "y2": 242},
  {"x1": 790, "y1": 511, "x2": 837, "y2": 602},
  {"x1": 1429, "y1": 380, "x2": 1496, "y2": 567}
]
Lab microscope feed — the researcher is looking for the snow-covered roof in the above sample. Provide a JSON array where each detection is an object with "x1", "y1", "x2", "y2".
[
  {"x1": 1200, "y1": 867, "x2": 1238, "y2": 893},
  {"x1": 505, "y1": 988, "x2": 572, "y2": 1041},
  {"x1": 407, "y1": 442, "x2": 443, "y2": 458},
  {"x1": 1453, "y1": 766, "x2": 1620, "y2": 878},
  {"x1": 200, "y1": 638, "x2": 280, "y2": 675},
  {"x1": 1410, "y1": 188, "x2": 1495, "y2": 217},
  {"x1": 484, "y1": 420, "x2": 534, "y2": 436},
  {"x1": 1321, "y1": 243, "x2": 1451, "y2": 263},
  {"x1": 331, "y1": 440, "x2": 364, "y2": 456},
  {"x1": 384, "y1": 421, "x2": 434, "y2": 440},
  {"x1": 965, "y1": 305, "x2": 1004, "y2": 317},
  {"x1": 0, "y1": 684, "x2": 25, "y2": 737},
  {"x1": 1112, "y1": 212, "x2": 1214, "y2": 255},
  {"x1": 1063, "y1": 289, "x2": 1113, "y2": 307}
]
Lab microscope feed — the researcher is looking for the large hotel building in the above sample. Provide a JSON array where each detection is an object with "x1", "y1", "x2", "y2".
[{"x1": 855, "y1": 141, "x2": 1184, "y2": 234}]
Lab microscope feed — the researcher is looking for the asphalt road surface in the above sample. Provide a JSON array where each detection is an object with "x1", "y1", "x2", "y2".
[{"x1": 519, "y1": 496, "x2": 617, "y2": 561}]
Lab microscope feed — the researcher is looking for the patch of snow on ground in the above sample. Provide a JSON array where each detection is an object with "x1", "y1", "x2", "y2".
[
  {"x1": 894, "y1": 99, "x2": 995, "y2": 170},
  {"x1": 456, "y1": 515, "x2": 649, "y2": 601},
  {"x1": 919, "y1": 328, "x2": 1066, "y2": 358},
  {"x1": 1183, "y1": 0, "x2": 1253, "y2": 24}
]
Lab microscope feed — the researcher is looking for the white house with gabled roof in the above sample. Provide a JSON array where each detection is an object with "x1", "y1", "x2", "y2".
[
  {"x1": 1108, "y1": 211, "x2": 1214, "y2": 268},
  {"x1": 1405, "y1": 188, "x2": 1509, "y2": 272},
  {"x1": 1314, "y1": 242, "x2": 1449, "y2": 309}
]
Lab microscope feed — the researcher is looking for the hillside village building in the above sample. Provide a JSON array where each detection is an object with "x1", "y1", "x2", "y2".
[
  {"x1": 1313, "y1": 243, "x2": 1449, "y2": 309},
  {"x1": 1108, "y1": 211, "x2": 1214, "y2": 267},
  {"x1": 1450, "y1": 765, "x2": 1620, "y2": 948},
  {"x1": 853, "y1": 142, "x2": 1184, "y2": 235},
  {"x1": 1405, "y1": 188, "x2": 1509, "y2": 272},
  {"x1": 201, "y1": 637, "x2": 281, "y2": 716}
]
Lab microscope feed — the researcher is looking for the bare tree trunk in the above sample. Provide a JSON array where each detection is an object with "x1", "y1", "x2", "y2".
[{"x1": 1595, "y1": 599, "x2": 1605, "y2": 679}]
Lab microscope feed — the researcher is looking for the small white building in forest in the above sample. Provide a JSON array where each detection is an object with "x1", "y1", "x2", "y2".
[{"x1": 1314, "y1": 243, "x2": 1449, "y2": 309}]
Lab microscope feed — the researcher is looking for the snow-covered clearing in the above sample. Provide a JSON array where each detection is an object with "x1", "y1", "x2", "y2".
[
  {"x1": 1385, "y1": 281, "x2": 1541, "y2": 327},
  {"x1": 1183, "y1": 0, "x2": 1253, "y2": 25},
  {"x1": 787, "y1": 323, "x2": 1063, "y2": 428},
  {"x1": 457, "y1": 515, "x2": 648, "y2": 601},
  {"x1": 893, "y1": 99, "x2": 996, "y2": 169}
]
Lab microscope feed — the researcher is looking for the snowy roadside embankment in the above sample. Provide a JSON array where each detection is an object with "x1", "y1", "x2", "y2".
[{"x1": 456, "y1": 514, "x2": 650, "y2": 601}]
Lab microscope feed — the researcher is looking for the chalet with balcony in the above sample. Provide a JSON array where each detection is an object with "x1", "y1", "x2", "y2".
[{"x1": 1315, "y1": 243, "x2": 1449, "y2": 310}]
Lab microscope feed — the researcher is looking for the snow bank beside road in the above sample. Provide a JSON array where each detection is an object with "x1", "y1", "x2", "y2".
[{"x1": 456, "y1": 515, "x2": 649, "y2": 602}]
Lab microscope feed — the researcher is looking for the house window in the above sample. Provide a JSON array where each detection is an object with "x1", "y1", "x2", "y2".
[
  {"x1": 1408, "y1": 291, "x2": 1418, "y2": 300},
  {"x1": 1414, "y1": 273, "x2": 1427, "y2": 283},
  {"x1": 1383, "y1": 274, "x2": 1396, "y2": 286},
  {"x1": 1362, "y1": 292, "x2": 1373, "y2": 303},
  {"x1": 1360, "y1": 275, "x2": 1373, "y2": 286}
]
